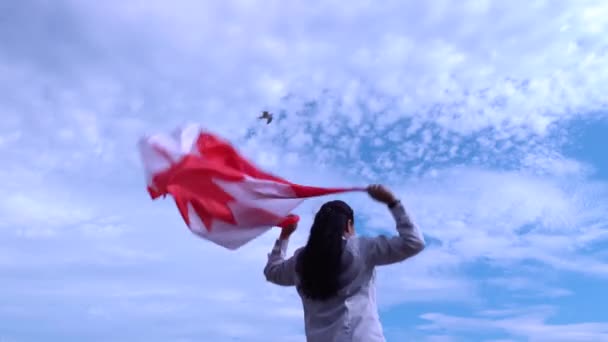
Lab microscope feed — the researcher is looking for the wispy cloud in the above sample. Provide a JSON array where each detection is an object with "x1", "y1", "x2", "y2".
[{"x1": 420, "y1": 306, "x2": 608, "y2": 342}]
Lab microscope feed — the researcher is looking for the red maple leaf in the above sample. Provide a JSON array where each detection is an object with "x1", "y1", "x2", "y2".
[
  {"x1": 149, "y1": 133, "x2": 288, "y2": 231},
  {"x1": 168, "y1": 156, "x2": 241, "y2": 230}
]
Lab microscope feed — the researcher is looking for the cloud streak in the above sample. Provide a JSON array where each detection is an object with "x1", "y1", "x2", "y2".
[{"x1": 420, "y1": 306, "x2": 608, "y2": 342}]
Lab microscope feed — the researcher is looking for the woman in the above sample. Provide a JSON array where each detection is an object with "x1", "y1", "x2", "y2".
[{"x1": 264, "y1": 184, "x2": 426, "y2": 341}]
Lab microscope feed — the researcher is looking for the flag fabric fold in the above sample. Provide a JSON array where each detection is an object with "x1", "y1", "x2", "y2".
[{"x1": 138, "y1": 124, "x2": 365, "y2": 250}]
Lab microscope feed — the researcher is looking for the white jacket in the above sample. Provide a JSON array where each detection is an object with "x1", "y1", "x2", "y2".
[{"x1": 264, "y1": 201, "x2": 426, "y2": 342}]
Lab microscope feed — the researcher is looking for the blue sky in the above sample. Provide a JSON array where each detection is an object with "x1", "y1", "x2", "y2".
[{"x1": 1, "y1": 1, "x2": 608, "y2": 341}]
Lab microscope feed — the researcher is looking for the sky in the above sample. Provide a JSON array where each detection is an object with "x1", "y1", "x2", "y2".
[{"x1": 1, "y1": 0, "x2": 608, "y2": 341}]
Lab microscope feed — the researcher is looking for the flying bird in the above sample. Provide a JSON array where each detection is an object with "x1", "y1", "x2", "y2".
[{"x1": 259, "y1": 111, "x2": 273, "y2": 124}]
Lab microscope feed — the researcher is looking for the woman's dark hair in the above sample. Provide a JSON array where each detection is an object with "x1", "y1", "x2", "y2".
[{"x1": 296, "y1": 200, "x2": 354, "y2": 301}]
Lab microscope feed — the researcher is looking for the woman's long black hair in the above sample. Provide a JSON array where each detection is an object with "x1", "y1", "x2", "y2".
[{"x1": 296, "y1": 200, "x2": 354, "y2": 301}]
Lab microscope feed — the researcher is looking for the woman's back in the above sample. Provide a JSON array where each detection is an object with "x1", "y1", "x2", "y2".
[
  {"x1": 264, "y1": 185, "x2": 425, "y2": 342},
  {"x1": 295, "y1": 237, "x2": 385, "y2": 341}
]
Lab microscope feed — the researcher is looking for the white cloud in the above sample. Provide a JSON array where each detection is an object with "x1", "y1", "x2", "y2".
[
  {"x1": 484, "y1": 276, "x2": 573, "y2": 298},
  {"x1": 419, "y1": 306, "x2": 608, "y2": 342},
  {"x1": 389, "y1": 167, "x2": 608, "y2": 273}
]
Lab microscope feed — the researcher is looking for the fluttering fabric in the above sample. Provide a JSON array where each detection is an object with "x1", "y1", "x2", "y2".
[{"x1": 138, "y1": 124, "x2": 364, "y2": 249}]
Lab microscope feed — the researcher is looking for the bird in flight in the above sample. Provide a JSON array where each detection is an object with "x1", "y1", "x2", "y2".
[{"x1": 258, "y1": 111, "x2": 273, "y2": 124}]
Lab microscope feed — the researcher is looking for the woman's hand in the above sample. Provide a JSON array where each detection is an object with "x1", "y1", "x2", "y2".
[
  {"x1": 367, "y1": 184, "x2": 398, "y2": 205},
  {"x1": 279, "y1": 214, "x2": 298, "y2": 240}
]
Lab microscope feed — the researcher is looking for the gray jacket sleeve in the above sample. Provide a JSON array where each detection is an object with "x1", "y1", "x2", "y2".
[
  {"x1": 362, "y1": 200, "x2": 426, "y2": 266},
  {"x1": 263, "y1": 238, "x2": 298, "y2": 286}
]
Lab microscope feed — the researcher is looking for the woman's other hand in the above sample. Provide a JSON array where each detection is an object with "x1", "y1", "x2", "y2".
[
  {"x1": 279, "y1": 214, "x2": 299, "y2": 240},
  {"x1": 367, "y1": 184, "x2": 398, "y2": 205}
]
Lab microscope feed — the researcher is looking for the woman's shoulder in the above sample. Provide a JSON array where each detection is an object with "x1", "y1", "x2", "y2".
[
  {"x1": 348, "y1": 235, "x2": 373, "y2": 249},
  {"x1": 345, "y1": 236, "x2": 372, "y2": 258},
  {"x1": 292, "y1": 246, "x2": 305, "y2": 257},
  {"x1": 345, "y1": 236, "x2": 380, "y2": 263}
]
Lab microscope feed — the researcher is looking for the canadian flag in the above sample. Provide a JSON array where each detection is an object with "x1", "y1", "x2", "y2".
[{"x1": 138, "y1": 124, "x2": 365, "y2": 250}]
